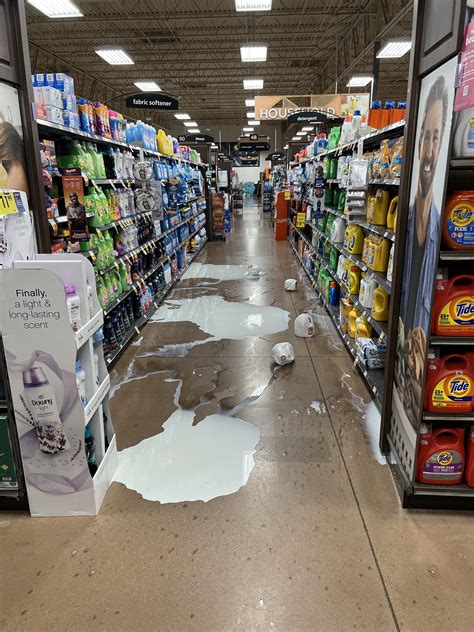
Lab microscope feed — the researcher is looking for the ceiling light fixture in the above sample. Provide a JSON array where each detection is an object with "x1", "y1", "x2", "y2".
[
  {"x1": 291, "y1": 136, "x2": 300, "y2": 141},
  {"x1": 235, "y1": 0, "x2": 272, "y2": 11},
  {"x1": 246, "y1": 111, "x2": 256, "y2": 118},
  {"x1": 283, "y1": 145, "x2": 288, "y2": 149},
  {"x1": 243, "y1": 78, "x2": 263, "y2": 90},
  {"x1": 301, "y1": 126, "x2": 314, "y2": 132},
  {"x1": 134, "y1": 81, "x2": 161, "y2": 92},
  {"x1": 346, "y1": 75, "x2": 372, "y2": 87},
  {"x1": 95, "y1": 48, "x2": 134, "y2": 65},
  {"x1": 245, "y1": 99, "x2": 256, "y2": 107},
  {"x1": 188, "y1": 128, "x2": 200, "y2": 133},
  {"x1": 296, "y1": 131, "x2": 306, "y2": 136},
  {"x1": 377, "y1": 39, "x2": 412, "y2": 59},
  {"x1": 240, "y1": 43, "x2": 268, "y2": 63},
  {"x1": 183, "y1": 121, "x2": 197, "y2": 127},
  {"x1": 27, "y1": 0, "x2": 83, "y2": 18},
  {"x1": 242, "y1": 127, "x2": 253, "y2": 131},
  {"x1": 174, "y1": 113, "x2": 191, "y2": 120},
  {"x1": 248, "y1": 120, "x2": 260, "y2": 126}
]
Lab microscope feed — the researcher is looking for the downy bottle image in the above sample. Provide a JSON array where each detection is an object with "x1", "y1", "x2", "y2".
[{"x1": 23, "y1": 366, "x2": 70, "y2": 454}]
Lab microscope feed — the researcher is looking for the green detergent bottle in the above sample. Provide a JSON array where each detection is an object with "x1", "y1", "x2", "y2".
[{"x1": 118, "y1": 262, "x2": 129, "y2": 293}]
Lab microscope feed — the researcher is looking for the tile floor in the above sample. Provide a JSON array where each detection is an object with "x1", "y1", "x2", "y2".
[{"x1": 0, "y1": 201, "x2": 472, "y2": 631}]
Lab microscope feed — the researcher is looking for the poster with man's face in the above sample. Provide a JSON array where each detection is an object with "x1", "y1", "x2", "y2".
[
  {"x1": 0, "y1": 82, "x2": 29, "y2": 197},
  {"x1": 393, "y1": 56, "x2": 457, "y2": 433}
]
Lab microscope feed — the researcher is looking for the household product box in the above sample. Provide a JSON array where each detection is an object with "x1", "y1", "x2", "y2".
[
  {"x1": 45, "y1": 105, "x2": 64, "y2": 125},
  {"x1": 62, "y1": 93, "x2": 77, "y2": 113},
  {"x1": 33, "y1": 86, "x2": 44, "y2": 105},
  {"x1": 40, "y1": 139, "x2": 58, "y2": 171},
  {"x1": 42, "y1": 86, "x2": 63, "y2": 108},
  {"x1": 32, "y1": 73, "x2": 45, "y2": 87},
  {"x1": 34, "y1": 103, "x2": 48, "y2": 121},
  {"x1": 62, "y1": 110, "x2": 80, "y2": 129},
  {"x1": 55, "y1": 72, "x2": 75, "y2": 95},
  {"x1": 44, "y1": 72, "x2": 56, "y2": 87}
]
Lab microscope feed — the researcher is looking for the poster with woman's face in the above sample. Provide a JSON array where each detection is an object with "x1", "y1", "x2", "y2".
[
  {"x1": 0, "y1": 82, "x2": 29, "y2": 196},
  {"x1": 393, "y1": 56, "x2": 457, "y2": 431}
]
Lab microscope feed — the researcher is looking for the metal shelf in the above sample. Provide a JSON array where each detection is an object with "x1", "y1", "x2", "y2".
[
  {"x1": 423, "y1": 412, "x2": 474, "y2": 423},
  {"x1": 450, "y1": 158, "x2": 474, "y2": 169},
  {"x1": 413, "y1": 482, "x2": 474, "y2": 497},
  {"x1": 439, "y1": 251, "x2": 474, "y2": 261},
  {"x1": 430, "y1": 336, "x2": 474, "y2": 346}
]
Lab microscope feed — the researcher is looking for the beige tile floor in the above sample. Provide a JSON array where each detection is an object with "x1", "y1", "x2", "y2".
[{"x1": 0, "y1": 202, "x2": 472, "y2": 631}]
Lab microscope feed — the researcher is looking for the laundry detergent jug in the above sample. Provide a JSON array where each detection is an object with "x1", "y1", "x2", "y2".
[
  {"x1": 416, "y1": 424, "x2": 465, "y2": 485},
  {"x1": 386, "y1": 196, "x2": 398, "y2": 231},
  {"x1": 441, "y1": 191, "x2": 474, "y2": 250},
  {"x1": 367, "y1": 189, "x2": 390, "y2": 225},
  {"x1": 372, "y1": 285, "x2": 389, "y2": 321},
  {"x1": 356, "y1": 315, "x2": 372, "y2": 339},
  {"x1": 359, "y1": 274, "x2": 377, "y2": 308},
  {"x1": 453, "y1": 108, "x2": 474, "y2": 158},
  {"x1": 294, "y1": 312, "x2": 314, "y2": 337},
  {"x1": 465, "y1": 425, "x2": 474, "y2": 487},
  {"x1": 340, "y1": 298, "x2": 353, "y2": 333},
  {"x1": 344, "y1": 224, "x2": 364, "y2": 255},
  {"x1": 348, "y1": 306, "x2": 361, "y2": 338},
  {"x1": 431, "y1": 273, "x2": 474, "y2": 336},
  {"x1": 424, "y1": 350, "x2": 474, "y2": 413},
  {"x1": 347, "y1": 264, "x2": 361, "y2": 295},
  {"x1": 331, "y1": 217, "x2": 346, "y2": 243},
  {"x1": 367, "y1": 235, "x2": 390, "y2": 272}
]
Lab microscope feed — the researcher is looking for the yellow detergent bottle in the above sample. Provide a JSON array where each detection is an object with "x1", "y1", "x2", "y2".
[
  {"x1": 348, "y1": 306, "x2": 362, "y2": 338},
  {"x1": 157, "y1": 128, "x2": 168, "y2": 154},
  {"x1": 387, "y1": 196, "x2": 398, "y2": 231},
  {"x1": 339, "y1": 297, "x2": 353, "y2": 332},
  {"x1": 367, "y1": 236, "x2": 390, "y2": 272},
  {"x1": 372, "y1": 286, "x2": 390, "y2": 321},
  {"x1": 356, "y1": 315, "x2": 373, "y2": 339},
  {"x1": 362, "y1": 235, "x2": 373, "y2": 265},
  {"x1": 367, "y1": 189, "x2": 390, "y2": 225},
  {"x1": 345, "y1": 224, "x2": 365, "y2": 255},
  {"x1": 347, "y1": 264, "x2": 361, "y2": 295}
]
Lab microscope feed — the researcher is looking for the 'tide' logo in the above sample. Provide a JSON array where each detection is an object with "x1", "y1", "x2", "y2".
[
  {"x1": 437, "y1": 451, "x2": 453, "y2": 466},
  {"x1": 448, "y1": 377, "x2": 470, "y2": 395},
  {"x1": 452, "y1": 205, "x2": 473, "y2": 227},
  {"x1": 454, "y1": 301, "x2": 474, "y2": 319}
]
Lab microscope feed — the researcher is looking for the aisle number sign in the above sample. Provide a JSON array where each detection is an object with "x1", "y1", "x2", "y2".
[
  {"x1": 0, "y1": 190, "x2": 27, "y2": 215},
  {"x1": 284, "y1": 190, "x2": 290, "y2": 200},
  {"x1": 296, "y1": 213, "x2": 305, "y2": 228}
]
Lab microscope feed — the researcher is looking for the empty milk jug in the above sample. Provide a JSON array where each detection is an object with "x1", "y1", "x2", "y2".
[
  {"x1": 272, "y1": 342, "x2": 295, "y2": 366},
  {"x1": 294, "y1": 312, "x2": 315, "y2": 337}
]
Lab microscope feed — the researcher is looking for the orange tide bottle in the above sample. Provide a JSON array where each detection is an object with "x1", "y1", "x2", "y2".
[
  {"x1": 431, "y1": 270, "x2": 474, "y2": 336},
  {"x1": 423, "y1": 349, "x2": 474, "y2": 413},
  {"x1": 465, "y1": 425, "x2": 474, "y2": 487},
  {"x1": 442, "y1": 191, "x2": 474, "y2": 250},
  {"x1": 416, "y1": 424, "x2": 465, "y2": 485}
]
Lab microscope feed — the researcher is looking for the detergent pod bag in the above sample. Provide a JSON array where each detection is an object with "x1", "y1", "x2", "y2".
[
  {"x1": 284, "y1": 278, "x2": 297, "y2": 291},
  {"x1": 294, "y1": 312, "x2": 315, "y2": 337},
  {"x1": 272, "y1": 342, "x2": 295, "y2": 366}
]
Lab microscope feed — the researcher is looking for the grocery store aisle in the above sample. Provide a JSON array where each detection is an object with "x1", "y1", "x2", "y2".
[{"x1": 1, "y1": 204, "x2": 472, "y2": 632}]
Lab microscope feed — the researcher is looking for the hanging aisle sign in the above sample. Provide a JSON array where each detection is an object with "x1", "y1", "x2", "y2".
[
  {"x1": 177, "y1": 134, "x2": 214, "y2": 143},
  {"x1": 125, "y1": 93, "x2": 179, "y2": 110},
  {"x1": 287, "y1": 110, "x2": 344, "y2": 125},
  {"x1": 255, "y1": 94, "x2": 370, "y2": 120}
]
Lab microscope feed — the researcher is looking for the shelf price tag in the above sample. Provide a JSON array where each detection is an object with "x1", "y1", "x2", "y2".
[
  {"x1": 296, "y1": 212, "x2": 306, "y2": 228},
  {"x1": 0, "y1": 189, "x2": 27, "y2": 215},
  {"x1": 284, "y1": 190, "x2": 291, "y2": 200}
]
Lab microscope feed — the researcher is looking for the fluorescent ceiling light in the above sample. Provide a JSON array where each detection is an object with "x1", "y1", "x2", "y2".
[
  {"x1": 134, "y1": 81, "x2": 161, "y2": 92},
  {"x1": 296, "y1": 131, "x2": 306, "y2": 136},
  {"x1": 347, "y1": 75, "x2": 372, "y2": 87},
  {"x1": 174, "y1": 113, "x2": 191, "y2": 120},
  {"x1": 240, "y1": 43, "x2": 268, "y2": 63},
  {"x1": 243, "y1": 78, "x2": 263, "y2": 90},
  {"x1": 377, "y1": 40, "x2": 412, "y2": 59},
  {"x1": 291, "y1": 136, "x2": 300, "y2": 141},
  {"x1": 246, "y1": 111, "x2": 256, "y2": 118},
  {"x1": 248, "y1": 120, "x2": 260, "y2": 125},
  {"x1": 283, "y1": 145, "x2": 288, "y2": 149},
  {"x1": 183, "y1": 121, "x2": 197, "y2": 127},
  {"x1": 245, "y1": 99, "x2": 256, "y2": 107},
  {"x1": 188, "y1": 128, "x2": 200, "y2": 133},
  {"x1": 301, "y1": 126, "x2": 314, "y2": 131},
  {"x1": 27, "y1": 0, "x2": 83, "y2": 18},
  {"x1": 243, "y1": 127, "x2": 253, "y2": 131},
  {"x1": 235, "y1": 0, "x2": 272, "y2": 10},
  {"x1": 95, "y1": 48, "x2": 134, "y2": 65}
]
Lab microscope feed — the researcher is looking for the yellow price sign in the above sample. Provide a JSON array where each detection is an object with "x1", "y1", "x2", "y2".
[
  {"x1": 0, "y1": 190, "x2": 26, "y2": 215},
  {"x1": 284, "y1": 190, "x2": 291, "y2": 200},
  {"x1": 296, "y1": 212, "x2": 306, "y2": 228}
]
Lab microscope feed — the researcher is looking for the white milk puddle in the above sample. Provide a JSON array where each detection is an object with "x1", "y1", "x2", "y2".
[
  {"x1": 309, "y1": 400, "x2": 326, "y2": 414},
  {"x1": 113, "y1": 374, "x2": 261, "y2": 503},
  {"x1": 182, "y1": 263, "x2": 250, "y2": 281},
  {"x1": 340, "y1": 371, "x2": 386, "y2": 465},
  {"x1": 150, "y1": 295, "x2": 290, "y2": 354}
]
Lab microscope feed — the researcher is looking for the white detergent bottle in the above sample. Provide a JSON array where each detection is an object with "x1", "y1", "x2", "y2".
[
  {"x1": 75, "y1": 359, "x2": 87, "y2": 407},
  {"x1": 359, "y1": 274, "x2": 377, "y2": 308},
  {"x1": 93, "y1": 351, "x2": 100, "y2": 387},
  {"x1": 453, "y1": 108, "x2": 474, "y2": 157},
  {"x1": 331, "y1": 217, "x2": 346, "y2": 243},
  {"x1": 65, "y1": 283, "x2": 81, "y2": 332},
  {"x1": 23, "y1": 366, "x2": 70, "y2": 454},
  {"x1": 294, "y1": 312, "x2": 315, "y2": 337}
]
